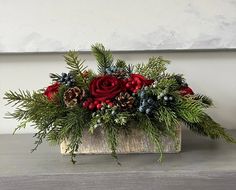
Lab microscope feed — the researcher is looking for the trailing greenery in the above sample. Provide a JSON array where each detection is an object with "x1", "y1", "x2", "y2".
[
  {"x1": 183, "y1": 115, "x2": 236, "y2": 143},
  {"x1": 4, "y1": 43, "x2": 236, "y2": 164}
]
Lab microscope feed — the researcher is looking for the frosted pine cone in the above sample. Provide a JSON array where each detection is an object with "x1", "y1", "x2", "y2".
[
  {"x1": 115, "y1": 92, "x2": 135, "y2": 110},
  {"x1": 64, "y1": 87, "x2": 85, "y2": 107}
]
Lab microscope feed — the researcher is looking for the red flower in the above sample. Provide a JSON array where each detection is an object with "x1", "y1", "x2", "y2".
[
  {"x1": 180, "y1": 86, "x2": 194, "y2": 96},
  {"x1": 44, "y1": 82, "x2": 60, "y2": 100},
  {"x1": 89, "y1": 76, "x2": 124, "y2": 101},
  {"x1": 125, "y1": 74, "x2": 154, "y2": 93}
]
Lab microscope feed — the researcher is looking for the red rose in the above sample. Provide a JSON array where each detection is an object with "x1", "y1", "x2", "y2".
[
  {"x1": 125, "y1": 74, "x2": 154, "y2": 93},
  {"x1": 44, "y1": 82, "x2": 60, "y2": 100},
  {"x1": 89, "y1": 76, "x2": 124, "y2": 101},
  {"x1": 179, "y1": 86, "x2": 194, "y2": 96}
]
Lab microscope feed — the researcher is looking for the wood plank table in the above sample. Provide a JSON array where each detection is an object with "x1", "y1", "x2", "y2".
[{"x1": 0, "y1": 130, "x2": 236, "y2": 190}]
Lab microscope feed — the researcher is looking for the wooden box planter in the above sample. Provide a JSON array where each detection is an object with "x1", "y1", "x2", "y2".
[{"x1": 60, "y1": 126, "x2": 181, "y2": 154}]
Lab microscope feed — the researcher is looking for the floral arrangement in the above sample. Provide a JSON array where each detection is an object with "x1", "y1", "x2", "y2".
[{"x1": 4, "y1": 44, "x2": 235, "y2": 164}]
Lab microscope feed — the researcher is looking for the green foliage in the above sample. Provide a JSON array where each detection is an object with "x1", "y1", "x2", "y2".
[
  {"x1": 192, "y1": 94, "x2": 213, "y2": 108},
  {"x1": 4, "y1": 89, "x2": 91, "y2": 163},
  {"x1": 3, "y1": 43, "x2": 236, "y2": 164},
  {"x1": 4, "y1": 90, "x2": 66, "y2": 150},
  {"x1": 155, "y1": 106, "x2": 178, "y2": 138},
  {"x1": 135, "y1": 57, "x2": 170, "y2": 79},
  {"x1": 137, "y1": 114, "x2": 164, "y2": 161},
  {"x1": 150, "y1": 74, "x2": 179, "y2": 98},
  {"x1": 183, "y1": 114, "x2": 236, "y2": 143},
  {"x1": 91, "y1": 43, "x2": 113, "y2": 74},
  {"x1": 105, "y1": 125, "x2": 120, "y2": 165},
  {"x1": 174, "y1": 97, "x2": 206, "y2": 123},
  {"x1": 116, "y1": 59, "x2": 127, "y2": 68},
  {"x1": 64, "y1": 51, "x2": 87, "y2": 75}
]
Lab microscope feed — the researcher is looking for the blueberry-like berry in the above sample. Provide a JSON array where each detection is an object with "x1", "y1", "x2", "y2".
[
  {"x1": 147, "y1": 98, "x2": 154, "y2": 104},
  {"x1": 58, "y1": 72, "x2": 75, "y2": 87},
  {"x1": 163, "y1": 95, "x2": 175, "y2": 106},
  {"x1": 62, "y1": 73, "x2": 67, "y2": 77},
  {"x1": 140, "y1": 91, "x2": 145, "y2": 99},
  {"x1": 168, "y1": 96, "x2": 174, "y2": 101},
  {"x1": 142, "y1": 99, "x2": 147, "y2": 106},
  {"x1": 146, "y1": 108, "x2": 151, "y2": 115},
  {"x1": 163, "y1": 96, "x2": 169, "y2": 101},
  {"x1": 138, "y1": 106, "x2": 145, "y2": 113}
]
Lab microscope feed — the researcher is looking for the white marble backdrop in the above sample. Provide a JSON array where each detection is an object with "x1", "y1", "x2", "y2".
[{"x1": 0, "y1": 0, "x2": 236, "y2": 52}]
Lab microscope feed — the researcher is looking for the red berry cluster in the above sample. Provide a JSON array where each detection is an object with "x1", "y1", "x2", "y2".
[
  {"x1": 83, "y1": 98, "x2": 114, "y2": 111},
  {"x1": 124, "y1": 78, "x2": 142, "y2": 94}
]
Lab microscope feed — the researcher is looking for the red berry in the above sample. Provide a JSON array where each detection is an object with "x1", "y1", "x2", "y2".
[
  {"x1": 131, "y1": 81, "x2": 136, "y2": 85},
  {"x1": 83, "y1": 101, "x2": 89, "y2": 108},
  {"x1": 88, "y1": 103, "x2": 95, "y2": 110},
  {"x1": 126, "y1": 83, "x2": 131, "y2": 88},
  {"x1": 108, "y1": 102, "x2": 114, "y2": 107},
  {"x1": 87, "y1": 98, "x2": 93, "y2": 103},
  {"x1": 94, "y1": 100, "x2": 99, "y2": 105},
  {"x1": 96, "y1": 104, "x2": 102, "y2": 109},
  {"x1": 105, "y1": 99, "x2": 111, "y2": 103},
  {"x1": 128, "y1": 78, "x2": 132, "y2": 82},
  {"x1": 136, "y1": 85, "x2": 141, "y2": 90},
  {"x1": 133, "y1": 89, "x2": 138, "y2": 93},
  {"x1": 137, "y1": 80, "x2": 142, "y2": 85}
]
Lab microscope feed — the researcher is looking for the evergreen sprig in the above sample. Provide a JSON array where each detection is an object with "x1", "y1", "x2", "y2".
[
  {"x1": 64, "y1": 51, "x2": 87, "y2": 75},
  {"x1": 183, "y1": 114, "x2": 236, "y2": 143},
  {"x1": 135, "y1": 57, "x2": 170, "y2": 79},
  {"x1": 91, "y1": 43, "x2": 113, "y2": 74},
  {"x1": 137, "y1": 114, "x2": 164, "y2": 161},
  {"x1": 3, "y1": 43, "x2": 236, "y2": 164}
]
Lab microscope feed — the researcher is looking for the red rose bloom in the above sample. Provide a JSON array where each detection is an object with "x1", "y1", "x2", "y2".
[
  {"x1": 180, "y1": 86, "x2": 194, "y2": 96},
  {"x1": 125, "y1": 74, "x2": 154, "y2": 93},
  {"x1": 44, "y1": 82, "x2": 60, "y2": 100},
  {"x1": 89, "y1": 76, "x2": 124, "y2": 101}
]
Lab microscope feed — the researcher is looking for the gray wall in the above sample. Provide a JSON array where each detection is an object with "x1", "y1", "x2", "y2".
[{"x1": 0, "y1": 51, "x2": 236, "y2": 134}]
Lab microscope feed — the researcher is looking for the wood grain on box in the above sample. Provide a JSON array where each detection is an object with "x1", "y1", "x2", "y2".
[{"x1": 60, "y1": 126, "x2": 181, "y2": 154}]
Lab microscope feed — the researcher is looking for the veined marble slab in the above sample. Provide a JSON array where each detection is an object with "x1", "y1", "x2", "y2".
[{"x1": 0, "y1": 0, "x2": 236, "y2": 52}]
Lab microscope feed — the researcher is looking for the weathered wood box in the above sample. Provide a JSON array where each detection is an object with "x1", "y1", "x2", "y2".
[{"x1": 60, "y1": 126, "x2": 181, "y2": 154}]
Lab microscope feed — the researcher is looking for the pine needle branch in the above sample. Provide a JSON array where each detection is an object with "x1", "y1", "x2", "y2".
[
  {"x1": 137, "y1": 114, "x2": 164, "y2": 162},
  {"x1": 91, "y1": 43, "x2": 113, "y2": 74},
  {"x1": 64, "y1": 51, "x2": 87, "y2": 75},
  {"x1": 105, "y1": 125, "x2": 121, "y2": 165},
  {"x1": 183, "y1": 114, "x2": 236, "y2": 143},
  {"x1": 192, "y1": 94, "x2": 214, "y2": 108}
]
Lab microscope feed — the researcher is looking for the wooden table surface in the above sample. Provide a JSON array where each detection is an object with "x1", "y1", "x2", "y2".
[{"x1": 0, "y1": 130, "x2": 236, "y2": 190}]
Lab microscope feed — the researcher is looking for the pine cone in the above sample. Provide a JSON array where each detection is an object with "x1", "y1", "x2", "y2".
[
  {"x1": 115, "y1": 92, "x2": 135, "y2": 110},
  {"x1": 64, "y1": 87, "x2": 85, "y2": 107}
]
